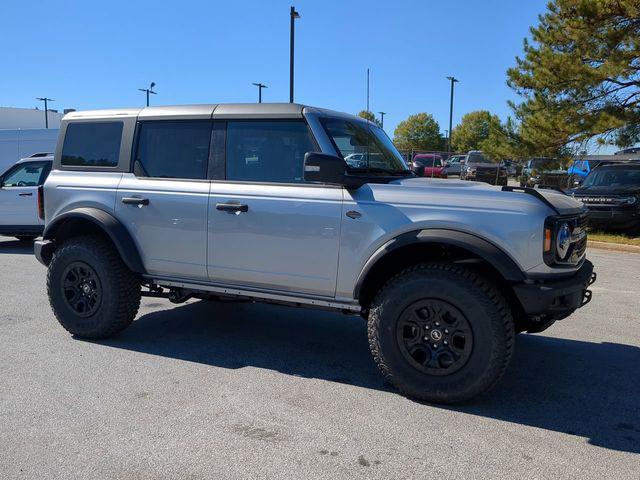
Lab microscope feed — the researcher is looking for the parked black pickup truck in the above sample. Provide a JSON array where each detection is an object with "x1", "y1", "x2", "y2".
[{"x1": 568, "y1": 162, "x2": 640, "y2": 233}]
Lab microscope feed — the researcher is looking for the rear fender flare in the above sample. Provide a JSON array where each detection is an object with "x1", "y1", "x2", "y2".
[{"x1": 43, "y1": 207, "x2": 145, "y2": 273}]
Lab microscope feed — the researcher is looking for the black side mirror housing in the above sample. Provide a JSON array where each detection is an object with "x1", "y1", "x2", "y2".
[{"x1": 304, "y1": 152, "x2": 347, "y2": 185}]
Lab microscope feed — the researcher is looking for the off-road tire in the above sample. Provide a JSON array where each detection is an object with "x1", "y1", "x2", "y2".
[
  {"x1": 47, "y1": 235, "x2": 141, "y2": 339},
  {"x1": 368, "y1": 263, "x2": 514, "y2": 404}
]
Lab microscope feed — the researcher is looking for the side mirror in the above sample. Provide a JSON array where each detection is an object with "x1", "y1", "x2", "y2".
[
  {"x1": 573, "y1": 179, "x2": 582, "y2": 187},
  {"x1": 304, "y1": 152, "x2": 347, "y2": 185},
  {"x1": 460, "y1": 159, "x2": 466, "y2": 165}
]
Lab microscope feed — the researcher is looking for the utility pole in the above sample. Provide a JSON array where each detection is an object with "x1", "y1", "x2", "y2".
[
  {"x1": 378, "y1": 111, "x2": 386, "y2": 129},
  {"x1": 289, "y1": 6, "x2": 301, "y2": 103},
  {"x1": 252, "y1": 83, "x2": 268, "y2": 103},
  {"x1": 138, "y1": 82, "x2": 157, "y2": 107},
  {"x1": 446, "y1": 76, "x2": 459, "y2": 153},
  {"x1": 366, "y1": 68, "x2": 370, "y2": 114},
  {"x1": 36, "y1": 97, "x2": 54, "y2": 128}
]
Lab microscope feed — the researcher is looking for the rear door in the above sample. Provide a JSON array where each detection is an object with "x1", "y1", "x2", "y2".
[
  {"x1": 116, "y1": 120, "x2": 212, "y2": 280},
  {"x1": 207, "y1": 120, "x2": 343, "y2": 297},
  {"x1": 0, "y1": 161, "x2": 50, "y2": 229}
]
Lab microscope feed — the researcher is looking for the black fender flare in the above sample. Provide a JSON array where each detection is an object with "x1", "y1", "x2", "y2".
[
  {"x1": 353, "y1": 229, "x2": 526, "y2": 300},
  {"x1": 43, "y1": 207, "x2": 145, "y2": 273}
]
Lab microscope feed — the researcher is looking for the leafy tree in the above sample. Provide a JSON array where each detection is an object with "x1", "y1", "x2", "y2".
[
  {"x1": 507, "y1": 0, "x2": 640, "y2": 150},
  {"x1": 451, "y1": 111, "x2": 504, "y2": 154},
  {"x1": 357, "y1": 110, "x2": 381, "y2": 127},
  {"x1": 393, "y1": 113, "x2": 444, "y2": 151}
]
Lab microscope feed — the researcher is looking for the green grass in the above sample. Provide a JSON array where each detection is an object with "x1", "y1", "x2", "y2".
[{"x1": 588, "y1": 231, "x2": 640, "y2": 246}]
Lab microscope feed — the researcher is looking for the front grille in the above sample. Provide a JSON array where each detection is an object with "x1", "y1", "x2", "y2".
[{"x1": 578, "y1": 212, "x2": 589, "y2": 231}]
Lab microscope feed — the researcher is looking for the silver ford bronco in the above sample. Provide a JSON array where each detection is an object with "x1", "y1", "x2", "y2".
[{"x1": 34, "y1": 103, "x2": 596, "y2": 403}]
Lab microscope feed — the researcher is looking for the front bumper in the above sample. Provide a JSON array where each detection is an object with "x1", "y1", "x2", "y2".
[
  {"x1": 34, "y1": 239, "x2": 55, "y2": 267},
  {"x1": 585, "y1": 207, "x2": 640, "y2": 231},
  {"x1": 512, "y1": 260, "x2": 595, "y2": 319}
]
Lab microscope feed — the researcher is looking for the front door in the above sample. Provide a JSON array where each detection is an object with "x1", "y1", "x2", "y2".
[
  {"x1": 207, "y1": 120, "x2": 342, "y2": 297},
  {"x1": 0, "y1": 161, "x2": 49, "y2": 231},
  {"x1": 115, "y1": 121, "x2": 212, "y2": 280}
]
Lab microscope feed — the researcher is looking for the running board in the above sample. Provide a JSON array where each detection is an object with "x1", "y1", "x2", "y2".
[{"x1": 144, "y1": 276, "x2": 362, "y2": 313}]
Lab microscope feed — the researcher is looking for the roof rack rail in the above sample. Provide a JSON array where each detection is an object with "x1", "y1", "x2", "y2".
[
  {"x1": 501, "y1": 185, "x2": 561, "y2": 214},
  {"x1": 28, "y1": 152, "x2": 54, "y2": 158}
]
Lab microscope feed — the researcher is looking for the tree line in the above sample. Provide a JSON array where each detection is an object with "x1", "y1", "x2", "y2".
[{"x1": 358, "y1": 0, "x2": 639, "y2": 159}]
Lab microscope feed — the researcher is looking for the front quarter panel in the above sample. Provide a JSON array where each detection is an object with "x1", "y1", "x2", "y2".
[{"x1": 335, "y1": 181, "x2": 555, "y2": 301}]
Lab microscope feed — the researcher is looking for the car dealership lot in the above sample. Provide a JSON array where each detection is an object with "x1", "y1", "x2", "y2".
[{"x1": 0, "y1": 239, "x2": 638, "y2": 480}]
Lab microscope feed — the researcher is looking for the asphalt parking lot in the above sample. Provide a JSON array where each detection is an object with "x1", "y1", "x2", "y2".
[{"x1": 0, "y1": 238, "x2": 638, "y2": 479}]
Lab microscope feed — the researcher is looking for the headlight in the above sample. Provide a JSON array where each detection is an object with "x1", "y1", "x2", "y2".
[
  {"x1": 468, "y1": 168, "x2": 476, "y2": 175},
  {"x1": 556, "y1": 222, "x2": 572, "y2": 260},
  {"x1": 622, "y1": 196, "x2": 638, "y2": 205}
]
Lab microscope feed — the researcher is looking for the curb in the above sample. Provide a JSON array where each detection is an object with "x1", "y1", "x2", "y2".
[{"x1": 588, "y1": 240, "x2": 640, "y2": 254}]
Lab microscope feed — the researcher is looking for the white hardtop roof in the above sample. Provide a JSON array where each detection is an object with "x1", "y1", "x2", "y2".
[{"x1": 62, "y1": 103, "x2": 365, "y2": 123}]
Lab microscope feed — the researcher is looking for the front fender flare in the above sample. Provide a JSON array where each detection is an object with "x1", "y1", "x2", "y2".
[
  {"x1": 353, "y1": 229, "x2": 526, "y2": 300},
  {"x1": 43, "y1": 207, "x2": 145, "y2": 273}
]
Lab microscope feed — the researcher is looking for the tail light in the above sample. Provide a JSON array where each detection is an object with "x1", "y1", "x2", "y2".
[{"x1": 37, "y1": 186, "x2": 45, "y2": 220}]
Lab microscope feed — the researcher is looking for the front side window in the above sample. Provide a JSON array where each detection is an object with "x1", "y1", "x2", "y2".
[
  {"x1": 62, "y1": 122, "x2": 123, "y2": 167},
  {"x1": 134, "y1": 121, "x2": 211, "y2": 179},
  {"x1": 321, "y1": 118, "x2": 408, "y2": 174},
  {"x1": 1, "y1": 162, "x2": 47, "y2": 187},
  {"x1": 226, "y1": 121, "x2": 316, "y2": 183}
]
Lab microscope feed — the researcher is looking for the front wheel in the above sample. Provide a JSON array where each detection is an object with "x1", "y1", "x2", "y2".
[
  {"x1": 47, "y1": 235, "x2": 141, "y2": 339},
  {"x1": 368, "y1": 263, "x2": 514, "y2": 403}
]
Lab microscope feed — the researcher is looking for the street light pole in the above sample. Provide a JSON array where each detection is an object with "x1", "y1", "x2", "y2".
[
  {"x1": 289, "y1": 6, "x2": 300, "y2": 103},
  {"x1": 252, "y1": 83, "x2": 268, "y2": 103},
  {"x1": 138, "y1": 82, "x2": 157, "y2": 107},
  {"x1": 378, "y1": 111, "x2": 386, "y2": 129},
  {"x1": 446, "y1": 76, "x2": 459, "y2": 153},
  {"x1": 366, "y1": 68, "x2": 370, "y2": 113},
  {"x1": 36, "y1": 97, "x2": 54, "y2": 128}
]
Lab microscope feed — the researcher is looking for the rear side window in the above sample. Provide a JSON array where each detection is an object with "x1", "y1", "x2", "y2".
[
  {"x1": 226, "y1": 121, "x2": 316, "y2": 183},
  {"x1": 61, "y1": 122, "x2": 123, "y2": 167},
  {"x1": 134, "y1": 121, "x2": 211, "y2": 179}
]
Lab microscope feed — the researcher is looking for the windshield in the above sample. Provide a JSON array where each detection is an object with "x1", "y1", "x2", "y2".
[
  {"x1": 529, "y1": 158, "x2": 562, "y2": 171},
  {"x1": 321, "y1": 118, "x2": 409, "y2": 174},
  {"x1": 414, "y1": 157, "x2": 442, "y2": 167},
  {"x1": 466, "y1": 152, "x2": 492, "y2": 164},
  {"x1": 582, "y1": 168, "x2": 640, "y2": 187}
]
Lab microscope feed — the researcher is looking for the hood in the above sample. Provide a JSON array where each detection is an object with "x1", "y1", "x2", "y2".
[{"x1": 361, "y1": 177, "x2": 585, "y2": 216}]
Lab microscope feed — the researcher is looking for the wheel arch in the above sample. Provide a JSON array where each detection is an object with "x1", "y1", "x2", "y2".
[
  {"x1": 43, "y1": 207, "x2": 145, "y2": 273},
  {"x1": 354, "y1": 229, "x2": 526, "y2": 309}
]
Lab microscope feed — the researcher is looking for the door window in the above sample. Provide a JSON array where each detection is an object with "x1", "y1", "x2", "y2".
[
  {"x1": 61, "y1": 122, "x2": 123, "y2": 167},
  {"x1": 226, "y1": 121, "x2": 316, "y2": 183},
  {"x1": 134, "y1": 121, "x2": 211, "y2": 179},
  {"x1": 1, "y1": 162, "x2": 47, "y2": 187}
]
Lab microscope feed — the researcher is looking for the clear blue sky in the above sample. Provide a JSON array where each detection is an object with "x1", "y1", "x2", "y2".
[{"x1": 2, "y1": 0, "x2": 548, "y2": 137}]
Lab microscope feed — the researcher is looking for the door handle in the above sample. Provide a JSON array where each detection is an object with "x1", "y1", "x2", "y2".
[
  {"x1": 121, "y1": 197, "x2": 150, "y2": 207},
  {"x1": 216, "y1": 202, "x2": 249, "y2": 213},
  {"x1": 18, "y1": 192, "x2": 33, "y2": 197}
]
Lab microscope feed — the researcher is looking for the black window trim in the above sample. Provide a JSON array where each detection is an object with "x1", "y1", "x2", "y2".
[
  {"x1": 130, "y1": 119, "x2": 214, "y2": 182},
  {"x1": 61, "y1": 121, "x2": 124, "y2": 169}
]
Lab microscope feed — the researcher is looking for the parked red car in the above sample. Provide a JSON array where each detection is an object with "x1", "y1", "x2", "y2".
[{"x1": 411, "y1": 154, "x2": 447, "y2": 178}]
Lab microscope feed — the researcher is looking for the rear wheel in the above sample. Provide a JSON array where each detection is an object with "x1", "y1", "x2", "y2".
[
  {"x1": 368, "y1": 263, "x2": 514, "y2": 404},
  {"x1": 47, "y1": 235, "x2": 141, "y2": 339}
]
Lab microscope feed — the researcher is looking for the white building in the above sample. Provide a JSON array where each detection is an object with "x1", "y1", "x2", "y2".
[
  {"x1": 0, "y1": 106, "x2": 64, "y2": 130},
  {"x1": 0, "y1": 107, "x2": 68, "y2": 172}
]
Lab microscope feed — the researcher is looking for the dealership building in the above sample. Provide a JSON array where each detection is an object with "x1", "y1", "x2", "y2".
[{"x1": 0, "y1": 107, "x2": 73, "y2": 172}]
